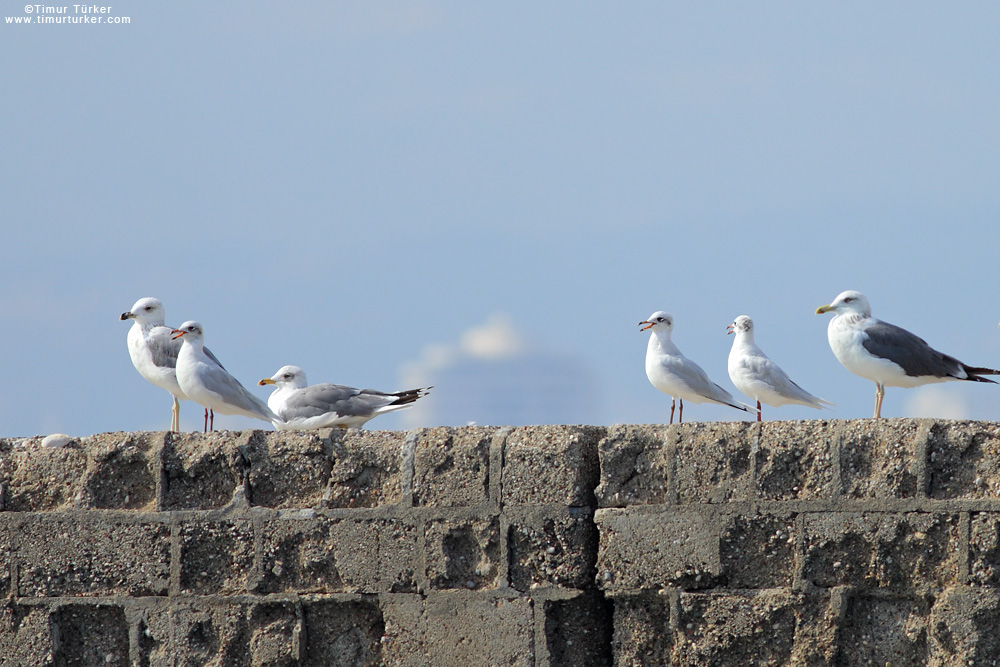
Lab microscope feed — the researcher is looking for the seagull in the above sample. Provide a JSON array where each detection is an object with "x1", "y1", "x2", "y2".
[
  {"x1": 639, "y1": 311, "x2": 750, "y2": 423},
  {"x1": 171, "y1": 321, "x2": 278, "y2": 430},
  {"x1": 258, "y1": 365, "x2": 431, "y2": 430},
  {"x1": 727, "y1": 315, "x2": 833, "y2": 421},
  {"x1": 816, "y1": 290, "x2": 999, "y2": 418},
  {"x1": 120, "y1": 297, "x2": 223, "y2": 432}
]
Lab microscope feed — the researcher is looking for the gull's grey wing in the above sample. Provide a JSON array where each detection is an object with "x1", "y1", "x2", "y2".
[
  {"x1": 145, "y1": 326, "x2": 182, "y2": 369},
  {"x1": 202, "y1": 345, "x2": 225, "y2": 370},
  {"x1": 196, "y1": 363, "x2": 274, "y2": 418},
  {"x1": 281, "y1": 384, "x2": 393, "y2": 420},
  {"x1": 861, "y1": 321, "x2": 966, "y2": 379}
]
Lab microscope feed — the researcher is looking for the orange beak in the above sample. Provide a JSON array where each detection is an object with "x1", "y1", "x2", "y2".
[
  {"x1": 171, "y1": 329, "x2": 185, "y2": 340},
  {"x1": 727, "y1": 323, "x2": 735, "y2": 335},
  {"x1": 638, "y1": 320, "x2": 654, "y2": 331}
]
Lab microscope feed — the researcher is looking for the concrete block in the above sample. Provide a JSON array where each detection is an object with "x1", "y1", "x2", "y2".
[
  {"x1": 78, "y1": 431, "x2": 159, "y2": 510},
  {"x1": 509, "y1": 509, "x2": 596, "y2": 591},
  {"x1": 170, "y1": 600, "x2": 299, "y2": 666},
  {"x1": 674, "y1": 591, "x2": 801, "y2": 666},
  {"x1": 403, "y1": 593, "x2": 533, "y2": 667},
  {"x1": 257, "y1": 518, "x2": 343, "y2": 594},
  {"x1": 840, "y1": 419, "x2": 922, "y2": 498},
  {"x1": 179, "y1": 519, "x2": 255, "y2": 594},
  {"x1": 502, "y1": 426, "x2": 602, "y2": 507},
  {"x1": 802, "y1": 512, "x2": 960, "y2": 590},
  {"x1": 926, "y1": 420, "x2": 1000, "y2": 499},
  {"x1": 754, "y1": 422, "x2": 837, "y2": 500},
  {"x1": 326, "y1": 430, "x2": 403, "y2": 508},
  {"x1": 51, "y1": 604, "x2": 130, "y2": 667},
  {"x1": 130, "y1": 602, "x2": 173, "y2": 667},
  {"x1": 969, "y1": 512, "x2": 1000, "y2": 586},
  {"x1": 611, "y1": 593, "x2": 673, "y2": 666},
  {"x1": 15, "y1": 518, "x2": 170, "y2": 597},
  {"x1": 595, "y1": 425, "x2": 673, "y2": 508},
  {"x1": 596, "y1": 509, "x2": 719, "y2": 592},
  {"x1": 0, "y1": 522, "x2": 9, "y2": 598},
  {"x1": 162, "y1": 432, "x2": 246, "y2": 510},
  {"x1": 835, "y1": 595, "x2": 929, "y2": 665},
  {"x1": 412, "y1": 427, "x2": 493, "y2": 507},
  {"x1": 674, "y1": 422, "x2": 754, "y2": 504},
  {"x1": 425, "y1": 518, "x2": 501, "y2": 591},
  {"x1": 1, "y1": 438, "x2": 87, "y2": 511},
  {"x1": 928, "y1": 587, "x2": 1000, "y2": 664},
  {"x1": 331, "y1": 518, "x2": 419, "y2": 594},
  {"x1": 246, "y1": 431, "x2": 331, "y2": 509},
  {"x1": 301, "y1": 599, "x2": 384, "y2": 667},
  {"x1": 543, "y1": 591, "x2": 613, "y2": 667},
  {"x1": 719, "y1": 513, "x2": 796, "y2": 589},
  {"x1": 0, "y1": 604, "x2": 53, "y2": 665}
]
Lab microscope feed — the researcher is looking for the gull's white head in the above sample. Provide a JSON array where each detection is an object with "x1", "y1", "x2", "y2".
[
  {"x1": 815, "y1": 290, "x2": 871, "y2": 318},
  {"x1": 120, "y1": 297, "x2": 165, "y2": 325},
  {"x1": 258, "y1": 365, "x2": 308, "y2": 389},
  {"x1": 727, "y1": 315, "x2": 754, "y2": 337},
  {"x1": 639, "y1": 311, "x2": 673, "y2": 334},
  {"x1": 171, "y1": 321, "x2": 204, "y2": 344}
]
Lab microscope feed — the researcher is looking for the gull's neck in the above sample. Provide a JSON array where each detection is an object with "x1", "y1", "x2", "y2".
[{"x1": 648, "y1": 328, "x2": 681, "y2": 356}]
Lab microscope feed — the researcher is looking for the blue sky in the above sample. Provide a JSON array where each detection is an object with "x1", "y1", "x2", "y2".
[{"x1": 3, "y1": 2, "x2": 1000, "y2": 436}]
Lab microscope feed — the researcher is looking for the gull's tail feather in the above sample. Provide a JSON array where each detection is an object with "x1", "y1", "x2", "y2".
[{"x1": 963, "y1": 366, "x2": 1000, "y2": 384}]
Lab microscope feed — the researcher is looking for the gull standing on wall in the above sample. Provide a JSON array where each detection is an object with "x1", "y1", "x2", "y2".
[
  {"x1": 258, "y1": 365, "x2": 431, "y2": 430},
  {"x1": 640, "y1": 311, "x2": 750, "y2": 423},
  {"x1": 120, "y1": 297, "x2": 223, "y2": 432},
  {"x1": 816, "y1": 290, "x2": 999, "y2": 418},
  {"x1": 727, "y1": 315, "x2": 832, "y2": 421},
  {"x1": 172, "y1": 321, "x2": 279, "y2": 430}
]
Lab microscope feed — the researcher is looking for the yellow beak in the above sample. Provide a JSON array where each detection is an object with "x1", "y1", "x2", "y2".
[
  {"x1": 258, "y1": 378, "x2": 276, "y2": 386},
  {"x1": 815, "y1": 304, "x2": 834, "y2": 314}
]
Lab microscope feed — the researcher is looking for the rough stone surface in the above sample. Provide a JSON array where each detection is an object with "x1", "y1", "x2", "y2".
[
  {"x1": 14, "y1": 517, "x2": 170, "y2": 597},
  {"x1": 926, "y1": 420, "x2": 1000, "y2": 499},
  {"x1": 755, "y1": 421, "x2": 837, "y2": 500},
  {"x1": 502, "y1": 425, "x2": 602, "y2": 506},
  {"x1": 245, "y1": 430, "x2": 331, "y2": 509},
  {"x1": 425, "y1": 517, "x2": 501, "y2": 591},
  {"x1": 3, "y1": 421, "x2": 1000, "y2": 665},
  {"x1": 674, "y1": 422, "x2": 755, "y2": 504},
  {"x1": 326, "y1": 430, "x2": 403, "y2": 508},
  {"x1": 509, "y1": 509, "x2": 596, "y2": 591},
  {"x1": 596, "y1": 509, "x2": 720, "y2": 592},
  {"x1": 802, "y1": 512, "x2": 960, "y2": 591},
  {"x1": 412, "y1": 426, "x2": 494, "y2": 507},
  {"x1": 595, "y1": 424, "x2": 672, "y2": 508}
]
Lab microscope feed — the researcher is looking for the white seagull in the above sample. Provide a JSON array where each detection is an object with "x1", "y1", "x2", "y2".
[
  {"x1": 258, "y1": 365, "x2": 431, "y2": 430},
  {"x1": 172, "y1": 321, "x2": 278, "y2": 430},
  {"x1": 816, "y1": 290, "x2": 999, "y2": 418},
  {"x1": 120, "y1": 297, "x2": 223, "y2": 432},
  {"x1": 640, "y1": 311, "x2": 750, "y2": 424},
  {"x1": 727, "y1": 315, "x2": 833, "y2": 421}
]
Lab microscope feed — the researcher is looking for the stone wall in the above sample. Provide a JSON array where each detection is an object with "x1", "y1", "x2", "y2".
[{"x1": 0, "y1": 420, "x2": 999, "y2": 665}]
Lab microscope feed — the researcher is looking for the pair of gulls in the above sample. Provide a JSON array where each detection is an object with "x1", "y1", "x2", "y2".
[
  {"x1": 641, "y1": 290, "x2": 999, "y2": 423},
  {"x1": 121, "y1": 297, "x2": 430, "y2": 432}
]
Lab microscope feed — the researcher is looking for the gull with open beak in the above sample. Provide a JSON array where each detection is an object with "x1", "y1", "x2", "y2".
[
  {"x1": 727, "y1": 315, "x2": 832, "y2": 421},
  {"x1": 817, "y1": 290, "x2": 999, "y2": 418},
  {"x1": 172, "y1": 321, "x2": 278, "y2": 430},
  {"x1": 120, "y1": 297, "x2": 223, "y2": 431},
  {"x1": 639, "y1": 311, "x2": 750, "y2": 423}
]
